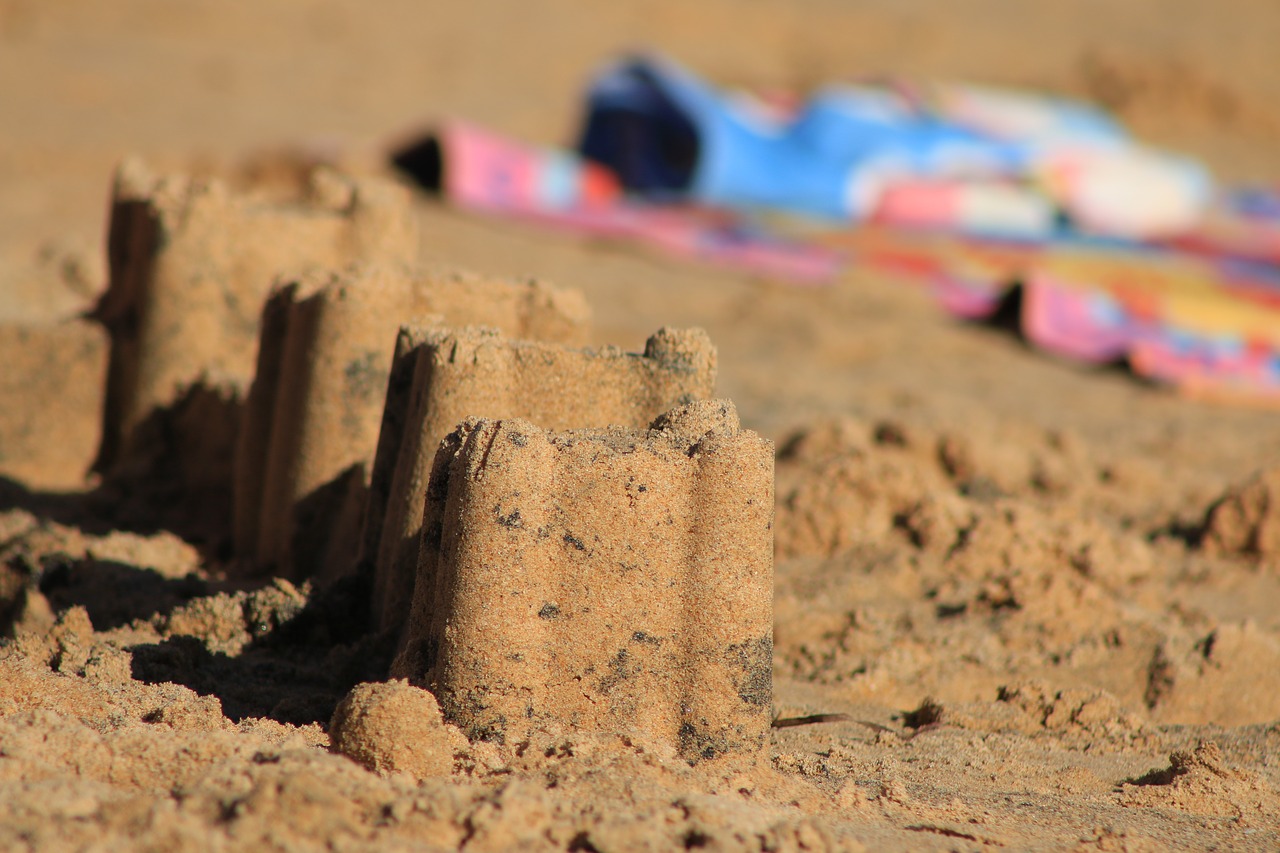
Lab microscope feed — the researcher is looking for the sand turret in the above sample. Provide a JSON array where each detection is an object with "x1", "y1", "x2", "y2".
[{"x1": 390, "y1": 400, "x2": 773, "y2": 761}]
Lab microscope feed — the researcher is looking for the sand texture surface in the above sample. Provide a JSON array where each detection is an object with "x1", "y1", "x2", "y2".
[{"x1": 3, "y1": 1, "x2": 1280, "y2": 850}]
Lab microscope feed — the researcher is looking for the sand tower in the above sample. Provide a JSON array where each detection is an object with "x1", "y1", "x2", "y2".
[
  {"x1": 233, "y1": 264, "x2": 591, "y2": 580},
  {"x1": 96, "y1": 160, "x2": 418, "y2": 474},
  {"x1": 390, "y1": 400, "x2": 774, "y2": 761},
  {"x1": 363, "y1": 325, "x2": 718, "y2": 632}
]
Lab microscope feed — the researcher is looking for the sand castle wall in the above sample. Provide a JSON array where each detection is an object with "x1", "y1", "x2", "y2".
[
  {"x1": 390, "y1": 400, "x2": 773, "y2": 760},
  {"x1": 0, "y1": 320, "x2": 108, "y2": 489},
  {"x1": 235, "y1": 265, "x2": 591, "y2": 580},
  {"x1": 365, "y1": 326, "x2": 718, "y2": 633},
  {"x1": 96, "y1": 159, "x2": 418, "y2": 472}
]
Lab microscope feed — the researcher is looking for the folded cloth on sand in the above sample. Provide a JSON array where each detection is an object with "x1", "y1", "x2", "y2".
[
  {"x1": 838, "y1": 227, "x2": 1280, "y2": 404},
  {"x1": 382, "y1": 59, "x2": 1279, "y2": 404},
  {"x1": 1164, "y1": 186, "x2": 1280, "y2": 268},
  {"x1": 390, "y1": 119, "x2": 840, "y2": 283},
  {"x1": 578, "y1": 53, "x2": 1211, "y2": 239}
]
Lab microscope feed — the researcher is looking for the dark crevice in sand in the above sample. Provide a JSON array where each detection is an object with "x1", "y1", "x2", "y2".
[{"x1": 127, "y1": 575, "x2": 393, "y2": 725}]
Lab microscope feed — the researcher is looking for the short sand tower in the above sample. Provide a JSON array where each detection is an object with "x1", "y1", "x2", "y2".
[
  {"x1": 0, "y1": 319, "x2": 108, "y2": 489},
  {"x1": 390, "y1": 400, "x2": 773, "y2": 762},
  {"x1": 234, "y1": 264, "x2": 590, "y2": 581},
  {"x1": 96, "y1": 159, "x2": 417, "y2": 471},
  {"x1": 364, "y1": 326, "x2": 718, "y2": 633}
]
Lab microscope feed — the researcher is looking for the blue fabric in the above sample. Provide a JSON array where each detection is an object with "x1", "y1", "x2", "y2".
[{"x1": 576, "y1": 53, "x2": 1208, "y2": 228}]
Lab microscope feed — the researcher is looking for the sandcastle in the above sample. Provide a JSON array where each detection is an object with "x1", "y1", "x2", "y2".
[
  {"x1": 96, "y1": 159, "x2": 418, "y2": 472},
  {"x1": 233, "y1": 264, "x2": 591, "y2": 580},
  {"x1": 85, "y1": 156, "x2": 774, "y2": 760},
  {"x1": 363, "y1": 325, "x2": 718, "y2": 632},
  {"x1": 390, "y1": 400, "x2": 774, "y2": 760}
]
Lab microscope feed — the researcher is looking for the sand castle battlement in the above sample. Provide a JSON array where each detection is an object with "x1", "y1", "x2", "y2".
[
  {"x1": 233, "y1": 263, "x2": 591, "y2": 580},
  {"x1": 389, "y1": 400, "x2": 774, "y2": 761},
  {"x1": 364, "y1": 325, "x2": 718, "y2": 632},
  {"x1": 96, "y1": 159, "x2": 418, "y2": 471}
]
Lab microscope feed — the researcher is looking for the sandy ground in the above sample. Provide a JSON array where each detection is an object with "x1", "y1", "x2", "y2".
[{"x1": 3, "y1": 1, "x2": 1280, "y2": 849}]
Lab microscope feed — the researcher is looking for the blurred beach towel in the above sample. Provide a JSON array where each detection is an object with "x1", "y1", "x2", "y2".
[
  {"x1": 390, "y1": 120, "x2": 839, "y2": 283},
  {"x1": 388, "y1": 52, "x2": 1280, "y2": 404},
  {"x1": 579, "y1": 52, "x2": 1211, "y2": 239},
  {"x1": 838, "y1": 227, "x2": 1280, "y2": 403}
]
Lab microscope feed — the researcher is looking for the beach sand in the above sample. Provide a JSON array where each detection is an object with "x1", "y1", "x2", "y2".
[{"x1": 2, "y1": 1, "x2": 1280, "y2": 849}]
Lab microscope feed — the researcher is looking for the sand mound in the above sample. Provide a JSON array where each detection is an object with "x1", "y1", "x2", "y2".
[
  {"x1": 330, "y1": 680, "x2": 468, "y2": 778},
  {"x1": 1119, "y1": 741, "x2": 1276, "y2": 825},
  {"x1": 903, "y1": 682, "x2": 1146, "y2": 740},
  {"x1": 773, "y1": 416, "x2": 1105, "y2": 560},
  {"x1": 1200, "y1": 466, "x2": 1280, "y2": 562}
]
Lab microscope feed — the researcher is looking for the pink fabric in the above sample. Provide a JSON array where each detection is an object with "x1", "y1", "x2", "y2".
[
  {"x1": 833, "y1": 226, "x2": 1280, "y2": 401},
  {"x1": 436, "y1": 121, "x2": 841, "y2": 284},
  {"x1": 1021, "y1": 275, "x2": 1132, "y2": 363},
  {"x1": 410, "y1": 121, "x2": 1280, "y2": 404}
]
